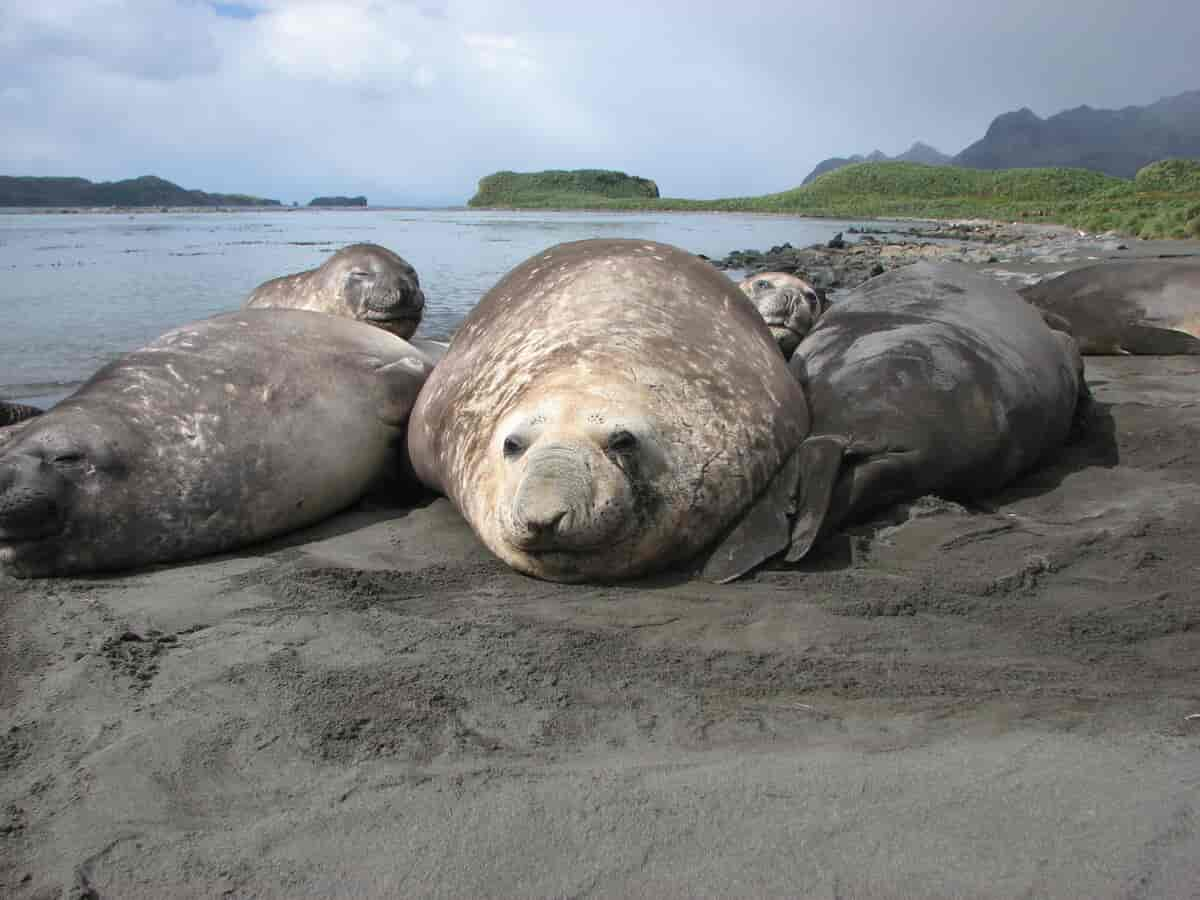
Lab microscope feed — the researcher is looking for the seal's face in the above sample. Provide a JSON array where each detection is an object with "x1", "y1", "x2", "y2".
[
  {"x1": 739, "y1": 273, "x2": 823, "y2": 358},
  {"x1": 0, "y1": 412, "x2": 135, "y2": 576},
  {"x1": 488, "y1": 390, "x2": 667, "y2": 581},
  {"x1": 333, "y1": 246, "x2": 425, "y2": 340}
]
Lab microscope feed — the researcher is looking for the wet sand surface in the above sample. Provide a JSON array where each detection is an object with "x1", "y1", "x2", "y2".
[{"x1": 2, "y1": 354, "x2": 1199, "y2": 898}]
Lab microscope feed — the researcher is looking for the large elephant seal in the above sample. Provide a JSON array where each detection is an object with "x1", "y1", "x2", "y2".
[
  {"x1": 407, "y1": 239, "x2": 810, "y2": 583},
  {"x1": 0, "y1": 310, "x2": 434, "y2": 577},
  {"x1": 245, "y1": 243, "x2": 425, "y2": 339},
  {"x1": 738, "y1": 272, "x2": 824, "y2": 358},
  {"x1": 1018, "y1": 258, "x2": 1200, "y2": 354},
  {"x1": 1, "y1": 399, "x2": 42, "y2": 427},
  {"x1": 787, "y1": 261, "x2": 1086, "y2": 560}
]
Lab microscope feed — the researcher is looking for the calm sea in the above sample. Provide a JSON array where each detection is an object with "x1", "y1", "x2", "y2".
[{"x1": 0, "y1": 207, "x2": 874, "y2": 408}]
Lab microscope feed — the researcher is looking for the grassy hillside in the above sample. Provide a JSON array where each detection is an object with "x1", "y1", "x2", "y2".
[
  {"x1": 468, "y1": 169, "x2": 659, "y2": 207},
  {"x1": 0, "y1": 174, "x2": 280, "y2": 207},
  {"x1": 469, "y1": 159, "x2": 1200, "y2": 239}
]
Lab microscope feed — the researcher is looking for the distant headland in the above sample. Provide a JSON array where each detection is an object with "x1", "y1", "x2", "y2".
[
  {"x1": 0, "y1": 175, "x2": 280, "y2": 208},
  {"x1": 309, "y1": 196, "x2": 367, "y2": 207},
  {"x1": 466, "y1": 159, "x2": 1200, "y2": 240}
]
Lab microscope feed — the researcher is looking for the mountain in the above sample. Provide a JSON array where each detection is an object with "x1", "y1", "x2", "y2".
[
  {"x1": 954, "y1": 89, "x2": 1200, "y2": 178},
  {"x1": 0, "y1": 175, "x2": 281, "y2": 207},
  {"x1": 802, "y1": 144, "x2": 950, "y2": 185},
  {"x1": 893, "y1": 141, "x2": 954, "y2": 166}
]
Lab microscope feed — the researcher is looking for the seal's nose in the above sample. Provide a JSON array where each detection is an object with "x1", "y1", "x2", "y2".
[
  {"x1": 0, "y1": 453, "x2": 61, "y2": 538},
  {"x1": 521, "y1": 506, "x2": 566, "y2": 536}
]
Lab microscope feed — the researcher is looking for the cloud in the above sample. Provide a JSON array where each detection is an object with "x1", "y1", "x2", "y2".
[
  {"x1": 1, "y1": 1, "x2": 224, "y2": 80},
  {"x1": 0, "y1": 0, "x2": 1197, "y2": 204}
]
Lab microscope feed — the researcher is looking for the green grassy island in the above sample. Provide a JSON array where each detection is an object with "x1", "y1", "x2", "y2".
[
  {"x1": 468, "y1": 160, "x2": 1200, "y2": 239},
  {"x1": 309, "y1": 196, "x2": 368, "y2": 207},
  {"x1": 468, "y1": 169, "x2": 660, "y2": 208}
]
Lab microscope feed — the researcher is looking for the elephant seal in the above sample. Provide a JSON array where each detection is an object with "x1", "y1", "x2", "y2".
[
  {"x1": 787, "y1": 261, "x2": 1086, "y2": 560},
  {"x1": 1018, "y1": 258, "x2": 1200, "y2": 354},
  {"x1": 1, "y1": 400, "x2": 42, "y2": 427},
  {"x1": 738, "y1": 272, "x2": 824, "y2": 359},
  {"x1": 408, "y1": 238, "x2": 810, "y2": 583},
  {"x1": 0, "y1": 310, "x2": 434, "y2": 577},
  {"x1": 245, "y1": 243, "x2": 425, "y2": 339}
]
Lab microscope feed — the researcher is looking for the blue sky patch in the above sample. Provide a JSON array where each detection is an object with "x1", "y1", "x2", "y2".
[{"x1": 210, "y1": 2, "x2": 258, "y2": 20}]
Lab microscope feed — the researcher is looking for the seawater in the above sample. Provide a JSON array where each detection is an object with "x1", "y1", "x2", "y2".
[{"x1": 0, "y1": 207, "x2": 874, "y2": 408}]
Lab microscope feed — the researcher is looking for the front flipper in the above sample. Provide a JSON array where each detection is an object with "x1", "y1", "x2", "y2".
[
  {"x1": 374, "y1": 355, "x2": 436, "y2": 427},
  {"x1": 785, "y1": 434, "x2": 849, "y2": 562},
  {"x1": 698, "y1": 450, "x2": 802, "y2": 584},
  {"x1": 1119, "y1": 324, "x2": 1200, "y2": 355}
]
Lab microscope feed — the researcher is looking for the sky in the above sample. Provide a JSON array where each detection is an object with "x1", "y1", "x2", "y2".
[{"x1": 2, "y1": 0, "x2": 1198, "y2": 206}]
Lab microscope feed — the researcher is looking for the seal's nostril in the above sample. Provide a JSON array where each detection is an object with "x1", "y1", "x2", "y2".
[{"x1": 524, "y1": 509, "x2": 565, "y2": 533}]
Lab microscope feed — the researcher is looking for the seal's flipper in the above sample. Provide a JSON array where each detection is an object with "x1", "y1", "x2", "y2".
[
  {"x1": 785, "y1": 435, "x2": 848, "y2": 562},
  {"x1": 408, "y1": 339, "x2": 450, "y2": 366},
  {"x1": 1118, "y1": 324, "x2": 1200, "y2": 355},
  {"x1": 698, "y1": 450, "x2": 802, "y2": 584},
  {"x1": 374, "y1": 356, "x2": 435, "y2": 426}
]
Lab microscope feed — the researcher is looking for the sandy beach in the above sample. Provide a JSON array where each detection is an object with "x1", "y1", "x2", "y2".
[{"x1": 3, "y1": 227, "x2": 1200, "y2": 898}]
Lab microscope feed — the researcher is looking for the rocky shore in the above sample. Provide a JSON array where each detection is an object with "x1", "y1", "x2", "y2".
[{"x1": 703, "y1": 218, "x2": 1200, "y2": 298}]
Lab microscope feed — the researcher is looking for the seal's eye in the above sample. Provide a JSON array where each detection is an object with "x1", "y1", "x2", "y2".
[
  {"x1": 349, "y1": 270, "x2": 374, "y2": 280},
  {"x1": 51, "y1": 451, "x2": 85, "y2": 466},
  {"x1": 606, "y1": 430, "x2": 638, "y2": 453},
  {"x1": 503, "y1": 436, "x2": 525, "y2": 459}
]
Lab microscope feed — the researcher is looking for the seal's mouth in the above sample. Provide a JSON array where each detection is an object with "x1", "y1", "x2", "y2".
[
  {"x1": 507, "y1": 546, "x2": 591, "y2": 582},
  {"x1": 768, "y1": 324, "x2": 803, "y2": 352},
  {"x1": 363, "y1": 286, "x2": 425, "y2": 319},
  {"x1": 363, "y1": 310, "x2": 422, "y2": 323}
]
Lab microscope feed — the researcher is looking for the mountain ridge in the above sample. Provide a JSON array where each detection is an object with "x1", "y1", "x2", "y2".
[{"x1": 803, "y1": 89, "x2": 1200, "y2": 184}]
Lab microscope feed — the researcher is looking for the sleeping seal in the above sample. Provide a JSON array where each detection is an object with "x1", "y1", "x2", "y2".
[
  {"x1": 0, "y1": 310, "x2": 434, "y2": 577},
  {"x1": 738, "y1": 272, "x2": 824, "y2": 358},
  {"x1": 1018, "y1": 258, "x2": 1200, "y2": 354},
  {"x1": 787, "y1": 260, "x2": 1086, "y2": 559},
  {"x1": 407, "y1": 238, "x2": 810, "y2": 583},
  {"x1": 245, "y1": 243, "x2": 426, "y2": 339}
]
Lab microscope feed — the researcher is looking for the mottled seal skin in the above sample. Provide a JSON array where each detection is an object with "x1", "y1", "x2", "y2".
[
  {"x1": 1, "y1": 400, "x2": 43, "y2": 427},
  {"x1": 408, "y1": 239, "x2": 810, "y2": 583},
  {"x1": 787, "y1": 261, "x2": 1086, "y2": 559},
  {"x1": 0, "y1": 310, "x2": 434, "y2": 577},
  {"x1": 245, "y1": 243, "x2": 425, "y2": 339},
  {"x1": 738, "y1": 272, "x2": 824, "y2": 359},
  {"x1": 1019, "y1": 259, "x2": 1200, "y2": 354}
]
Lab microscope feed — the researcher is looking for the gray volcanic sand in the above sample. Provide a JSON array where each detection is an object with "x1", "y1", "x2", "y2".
[{"x1": 2, "y1": 356, "x2": 1199, "y2": 898}]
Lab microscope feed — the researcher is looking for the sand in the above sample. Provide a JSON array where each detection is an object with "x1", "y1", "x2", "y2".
[{"x1": 4, "y1": 236, "x2": 1200, "y2": 898}]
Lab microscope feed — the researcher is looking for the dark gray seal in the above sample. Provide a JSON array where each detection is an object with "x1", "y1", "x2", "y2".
[
  {"x1": 245, "y1": 243, "x2": 425, "y2": 339},
  {"x1": 1019, "y1": 258, "x2": 1200, "y2": 354},
  {"x1": 408, "y1": 238, "x2": 811, "y2": 583},
  {"x1": 0, "y1": 310, "x2": 434, "y2": 577},
  {"x1": 738, "y1": 272, "x2": 825, "y2": 359},
  {"x1": 1, "y1": 400, "x2": 42, "y2": 427},
  {"x1": 787, "y1": 261, "x2": 1087, "y2": 560}
]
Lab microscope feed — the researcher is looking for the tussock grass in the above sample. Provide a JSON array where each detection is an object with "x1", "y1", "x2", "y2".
[{"x1": 469, "y1": 160, "x2": 1200, "y2": 239}]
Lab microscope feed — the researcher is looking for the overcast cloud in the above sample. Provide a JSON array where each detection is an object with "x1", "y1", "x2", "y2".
[{"x1": 1, "y1": 0, "x2": 1197, "y2": 205}]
